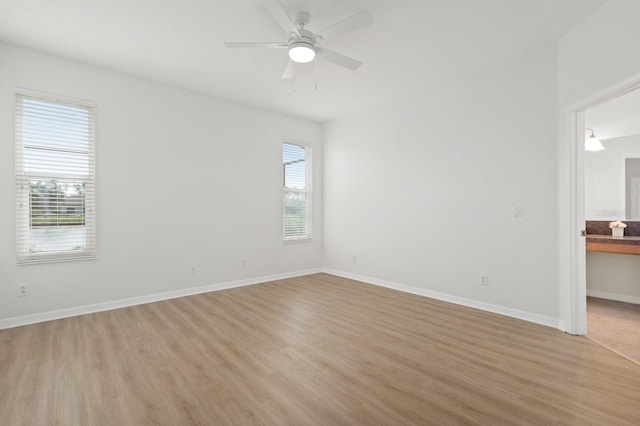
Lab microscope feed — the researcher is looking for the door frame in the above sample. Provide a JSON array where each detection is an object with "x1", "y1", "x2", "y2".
[{"x1": 560, "y1": 74, "x2": 640, "y2": 335}]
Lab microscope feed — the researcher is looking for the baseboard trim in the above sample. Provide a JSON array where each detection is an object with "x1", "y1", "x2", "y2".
[
  {"x1": 322, "y1": 268, "x2": 560, "y2": 329},
  {"x1": 0, "y1": 268, "x2": 323, "y2": 330},
  {"x1": 587, "y1": 289, "x2": 640, "y2": 305},
  {"x1": 0, "y1": 267, "x2": 564, "y2": 331}
]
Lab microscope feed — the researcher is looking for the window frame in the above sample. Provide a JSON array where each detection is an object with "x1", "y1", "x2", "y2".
[
  {"x1": 282, "y1": 141, "x2": 312, "y2": 242},
  {"x1": 15, "y1": 88, "x2": 97, "y2": 265}
]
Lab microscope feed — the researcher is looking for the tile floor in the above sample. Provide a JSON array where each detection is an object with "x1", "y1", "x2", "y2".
[{"x1": 587, "y1": 296, "x2": 640, "y2": 365}]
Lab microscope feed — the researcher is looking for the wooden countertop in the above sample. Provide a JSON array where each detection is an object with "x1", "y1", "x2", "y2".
[{"x1": 586, "y1": 234, "x2": 640, "y2": 255}]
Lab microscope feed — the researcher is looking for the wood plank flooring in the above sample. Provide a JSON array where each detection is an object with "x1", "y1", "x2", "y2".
[{"x1": 2, "y1": 273, "x2": 640, "y2": 425}]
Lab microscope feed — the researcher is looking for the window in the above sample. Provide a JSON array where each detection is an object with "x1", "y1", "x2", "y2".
[
  {"x1": 15, "y1": 90, "x2": 96, "y2": 264},
  {"x1": 283, "y1": 142, "x2": 312, "y2": 241}
]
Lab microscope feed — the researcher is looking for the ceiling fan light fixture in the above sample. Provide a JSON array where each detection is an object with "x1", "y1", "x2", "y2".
[{"x1": 289, "y1": 42, "x2": 315, "y2": 63}]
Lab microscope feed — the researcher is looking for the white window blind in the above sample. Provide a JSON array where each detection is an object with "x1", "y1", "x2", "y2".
[
  {"x1": 15, "y1": 91, "x2": 96, "y2": 264},
  {"x1": 283, "y1": 142, "x2": 312, "y2": 240}
]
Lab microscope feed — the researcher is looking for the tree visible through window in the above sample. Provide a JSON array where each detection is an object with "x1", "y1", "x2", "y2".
[
  {"x1": 30, "y1": 181, "x2": 86, "y2": 227},
  {"x1": 15, "y1": 91, "x2": 96, "y2": 264},
  {"x1": 283, "y1": 142, "x2": 312, "y2": 240}
]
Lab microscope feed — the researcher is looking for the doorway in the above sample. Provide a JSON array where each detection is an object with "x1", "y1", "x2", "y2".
[
  {"x1": 561, "y1": 74, "x2": 640, "y2": 337},
  {"x1": 581, "y1": 87, "x2": 640, "y2": 365}
]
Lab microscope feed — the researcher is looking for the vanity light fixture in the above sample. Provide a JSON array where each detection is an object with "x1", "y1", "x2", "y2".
[{"x1": 585, "y1": 128, "x2": 605, "y2": 151}]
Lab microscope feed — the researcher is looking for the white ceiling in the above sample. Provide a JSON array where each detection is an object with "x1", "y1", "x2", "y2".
[{"x1": 0, "y1": 0, "x2": 605, "y2": 122}]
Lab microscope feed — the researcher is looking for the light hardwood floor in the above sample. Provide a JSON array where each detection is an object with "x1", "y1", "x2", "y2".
[{"x1": 2, "y1": 273, "x2": 640, "y2": 425}]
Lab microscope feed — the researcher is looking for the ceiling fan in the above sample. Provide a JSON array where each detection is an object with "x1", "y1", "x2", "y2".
[{"x1": 224, "y1": 0, "x2": 373, "y2": 79}]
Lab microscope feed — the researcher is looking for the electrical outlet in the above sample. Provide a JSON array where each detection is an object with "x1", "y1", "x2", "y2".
[
  {"x1": 190, "y1": 265, "x2": 197, "y2": 275},
  {"x1": 18, "y1": 284, "x2": 28, "y2": 297},
  {"x1": 352, "y1": 255, "x2": 358, "y2": 264},
  {"x1": 480, "y1": 274, "x2": 488, "y2": 286},
  {"x1": 241, "y1": 258, "x2": 246, "y2": 268}
]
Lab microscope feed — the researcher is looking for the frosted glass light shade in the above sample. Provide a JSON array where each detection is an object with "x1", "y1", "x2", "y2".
[
  {"x1": 289, "y1": 43, "x2": 315, "y2": 63},
  {"x1": 585, "y1": 135, "x2": 605, "y2": 151}
]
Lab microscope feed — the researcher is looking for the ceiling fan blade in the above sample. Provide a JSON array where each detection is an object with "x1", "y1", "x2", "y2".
[
  {"x1": 224, "y1": 42, "x2": 288, "y2": 48},
  {"x1": 281, "y1": 60, "x2": 297, "y2": 79},
  {"x1": 316, "y1": 10, "x2": 373, "y2": 42},
  {"x1": 317, "y1": 48, "x2": 362, "y2": 71},
  {"x1": 265, "y1": 0, "x2": 299, "y2": 36}
]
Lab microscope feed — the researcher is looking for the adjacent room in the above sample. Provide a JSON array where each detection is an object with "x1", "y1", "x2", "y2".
[
  {"x1": 2, "y1": 0, "x2": 640, "y2": 424},
  {"x1": 584, "y1": 88, "x2": 640, "y2": 364}
]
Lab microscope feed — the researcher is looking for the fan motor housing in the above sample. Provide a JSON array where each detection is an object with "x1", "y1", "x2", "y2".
[{"x1": 288, "y1": 28, "x2": 315, "y2": 47}]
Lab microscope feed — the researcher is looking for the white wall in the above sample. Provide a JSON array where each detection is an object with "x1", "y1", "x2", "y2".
[
  {"x1": 558, "y1": 1, "x2": 640, "y2": 109},
  {"x1": 584, "y1": 135, "x2": 640, "y2": 220},
  {"x1": 0, "y1": 42, "x2": 323, "y2": 323},
  {"x1": 558, "y1": 0, "x2": 640, "y2": 330},
  {"x1": 323, "y1": 46, "x2": 559, "y2": 324}
]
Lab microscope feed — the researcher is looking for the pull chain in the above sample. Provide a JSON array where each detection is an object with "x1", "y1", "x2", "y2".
[{"x1": 314, "y1": 58, "x2": 318, "y2": 92}]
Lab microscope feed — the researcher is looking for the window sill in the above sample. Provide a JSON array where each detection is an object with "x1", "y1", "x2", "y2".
[
  {"x1": 283, "y1": 237, "x2": 313, "y2": 244},
  {"x1": 17, "y1": 253, "x2": 96, "y2": 265}
]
